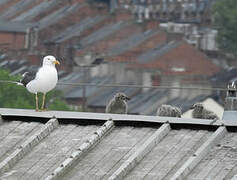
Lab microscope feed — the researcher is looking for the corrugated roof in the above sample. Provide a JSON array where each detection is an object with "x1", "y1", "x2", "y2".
[{"x1": 0, "y1": 108, "x2": 237, "y2": 179}]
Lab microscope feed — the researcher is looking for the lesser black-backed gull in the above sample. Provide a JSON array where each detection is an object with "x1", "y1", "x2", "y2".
[{"x1": 19, "y1": 55, "x2": 60, "y2": 111}]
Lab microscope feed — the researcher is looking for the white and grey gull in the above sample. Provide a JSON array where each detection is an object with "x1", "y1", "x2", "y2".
[{"x1": 18, "y1": 55, "x2": 60, "y2": 111}]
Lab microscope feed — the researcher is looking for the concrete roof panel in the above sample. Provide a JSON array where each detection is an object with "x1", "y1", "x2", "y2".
[{"x1": 0, "y1": 109, "x2": 237, "y2": 179}]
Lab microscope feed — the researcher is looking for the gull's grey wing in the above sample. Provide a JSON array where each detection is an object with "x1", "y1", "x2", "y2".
[{"x1": 20, "y1": 68, "x2": 39, "y2": 87}]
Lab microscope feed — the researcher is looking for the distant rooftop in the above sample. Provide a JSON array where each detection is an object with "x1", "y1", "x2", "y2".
[{"x1": 0, "y1": 21, "x2": 34, "y2": 33}]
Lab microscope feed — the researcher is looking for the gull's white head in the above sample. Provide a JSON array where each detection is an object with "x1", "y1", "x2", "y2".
[{"x1": 43, "y1": 55, "x2": 60, "y2": 66}]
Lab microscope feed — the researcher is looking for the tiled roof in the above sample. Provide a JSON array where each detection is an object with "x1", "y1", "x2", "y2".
[
  {"x1": 109, "y1": 31, "x2": 167, "y2": 62},
  {"x1": 47, "y1": 16, "x2": 106, "y2": 44},
  {"x1": 12, "y1": 0, "x2": 60, "y2": 22},
  {"x1": 37, "y1": 3, "x2": 84, "y2": 30},
  {"x1": 79, "y1": 21, "x2": 128, "y2": 48},
  {"x1": 105, "y1": 30, "x2": 156, "y2": 57},
  {"x1": 0, "y1": 108, "x2": 237, "y2": 179},
  {"x1": 0, "y1": 0, "x2": 36, "y2": 20}
]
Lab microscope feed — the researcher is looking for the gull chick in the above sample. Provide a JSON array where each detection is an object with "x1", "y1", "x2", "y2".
[
  {"x1": 19, "y1": 55, "x2": 60, "y2": 111},
  {"x1": 105, "y1": 93, "x2": 130, "y2": 114},
  {"x1": 191, "y1": 103, "x2": 219, "y2": 120},
  {"x1": 157, "y1": 104, "x2": 181, "y2": 117}
]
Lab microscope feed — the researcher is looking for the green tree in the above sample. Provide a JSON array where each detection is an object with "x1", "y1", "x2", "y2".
[
  {"x1": 0, "y1": 68, "x2": 71, "y2": 111},
  {"x1": 213, "y1": 0, "x2": 237, "y2": 55}
]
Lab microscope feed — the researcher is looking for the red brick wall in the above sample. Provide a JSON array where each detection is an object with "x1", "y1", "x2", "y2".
[{"x1": 0, "y1": 32, "x2": 25, "y2": 50}]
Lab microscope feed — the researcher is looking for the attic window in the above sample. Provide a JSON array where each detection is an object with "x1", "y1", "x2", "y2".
[{"x1": 171, "y1": 67, "x2": 186, "y2": 72}]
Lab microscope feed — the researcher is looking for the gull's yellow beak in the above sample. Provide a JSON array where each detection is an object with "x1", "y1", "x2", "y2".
[{"x1": 54, "y1": 60, "x2": 60, "y2": 65}]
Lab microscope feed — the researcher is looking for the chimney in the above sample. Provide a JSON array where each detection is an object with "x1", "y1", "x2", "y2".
[
  {"x1": 222, "y1": 80, "x2": 237, "y2": 122},
  {"x1": 224, "y1": 80, "x2": 237, "y2": 111}
]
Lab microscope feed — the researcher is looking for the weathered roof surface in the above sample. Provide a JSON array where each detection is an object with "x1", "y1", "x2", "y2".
[{"x1": 1, "y1": 108, "x2": 237, "y2": 180}]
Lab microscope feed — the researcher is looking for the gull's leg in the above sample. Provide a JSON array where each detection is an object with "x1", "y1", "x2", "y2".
[
  {"x1": 35, "y1": 93, "x2": 39, "y2": 111},
  {"x1": 41, "y1": 93, "x2": 46, "y2": 110}
]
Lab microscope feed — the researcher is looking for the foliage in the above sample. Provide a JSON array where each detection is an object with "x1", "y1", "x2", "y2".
[
  {"x1": 213, "y1": 0, "x2": 237, "y2": 55},
  {"x1": 0, "y1": 68, "x2": 71, "y2": 111}
]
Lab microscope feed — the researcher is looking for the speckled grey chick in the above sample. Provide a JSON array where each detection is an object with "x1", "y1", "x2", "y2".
[
  {"x1": 105, "y1": 93, "x2": 130, "y2": 114},
  {"x1": 191, "y1": 103, "x2": 219, "y2": 120},
  {"x1": 157, "y1": 104, "x2": 182, "y2": 117}
]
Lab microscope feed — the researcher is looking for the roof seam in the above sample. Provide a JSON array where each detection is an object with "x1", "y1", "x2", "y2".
[
  {"x1": 170, "y1": 126, "x2": 227, "y2": 180},
  {"x1": 45, "y1": 120, "x2": 115, "y2": 180},
  {"x1": 0, "y1": 118, "x2": 59, "y2": 174},
  {"x1": 108, "y1": 123, "x2": 171, "y2": 180}
]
